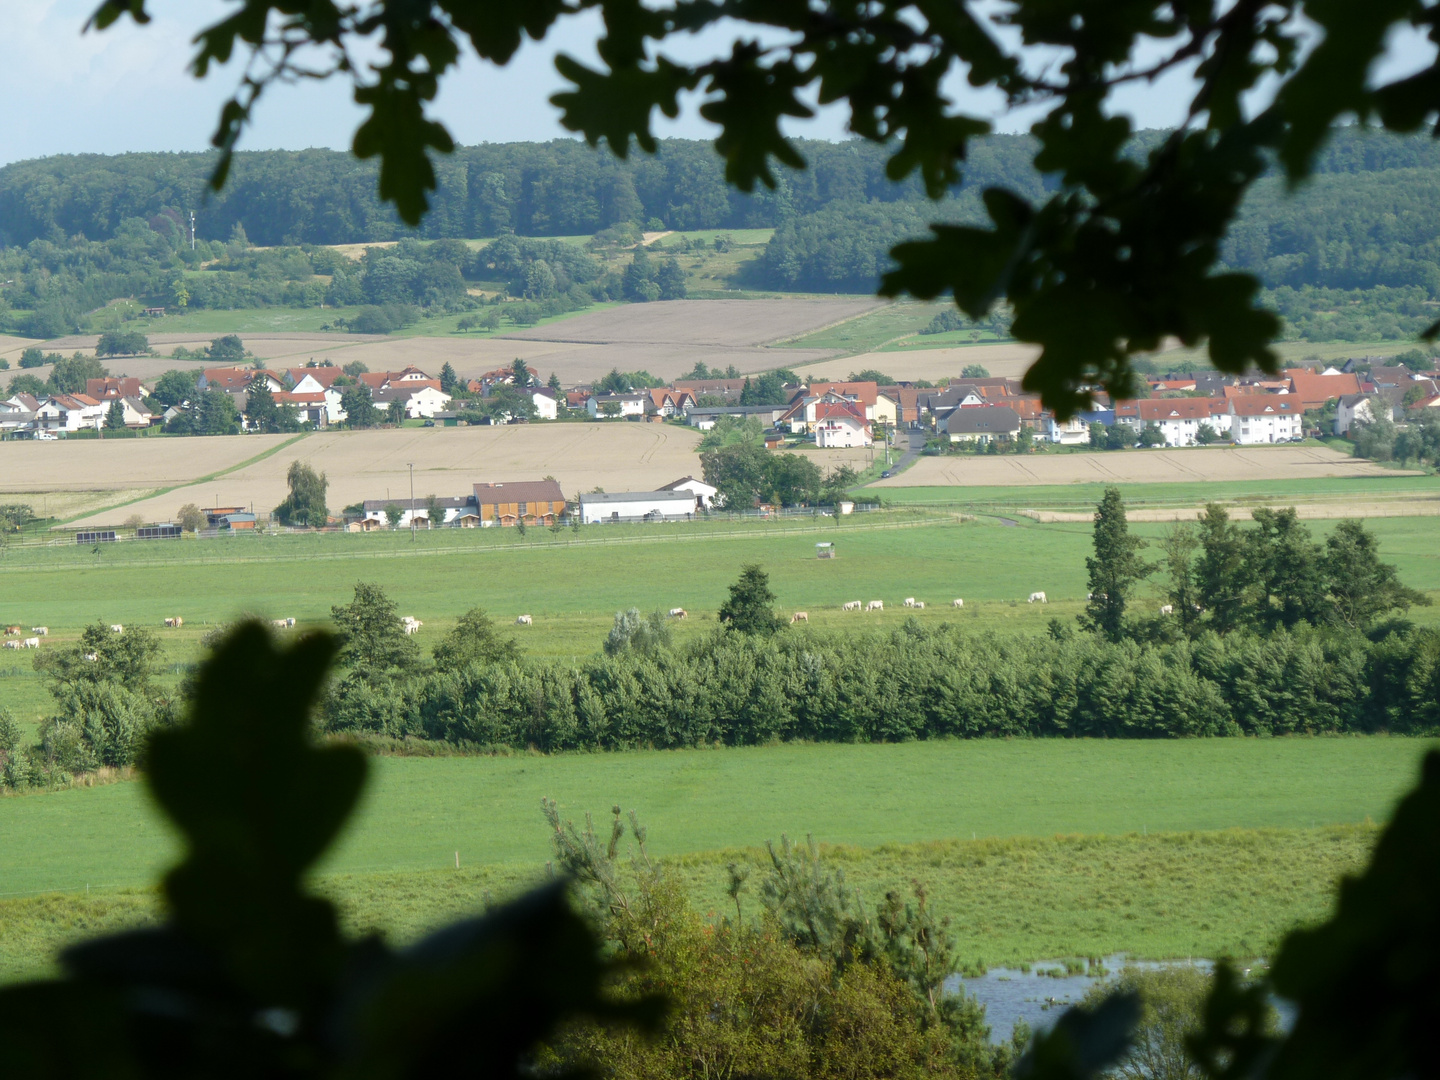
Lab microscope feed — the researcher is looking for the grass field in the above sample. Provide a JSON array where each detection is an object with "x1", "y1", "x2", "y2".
[
  {"x1": 2, "y1": 736, "x2": 1429, "y2": 981},
  {"x1": 1, "y1": 510, "x2": 1436, "y2": 733}
]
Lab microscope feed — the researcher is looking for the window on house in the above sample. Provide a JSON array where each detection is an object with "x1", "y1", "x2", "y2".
[{"x1": 518, "y1": 502, "x2": 528, "y2": 515}]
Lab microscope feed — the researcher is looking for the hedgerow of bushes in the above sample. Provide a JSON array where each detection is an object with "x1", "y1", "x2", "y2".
[{"x1": 319, "y1": 619, "x2": 1440, "y2": 749}]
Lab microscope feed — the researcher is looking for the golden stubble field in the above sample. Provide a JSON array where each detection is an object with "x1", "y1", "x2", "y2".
[
  {"x1": 875, "y1": 446, "x2": 1418, "y2": 488},
  {"x1": 788, "y1": 341, "x2": 1043, "y2": 383},
  {"x1": 0, "y1": 298, "x2": 877, "y2": 390},
  {"x1": 62, "y1": 424, "x2": 716, "y2": 527}
]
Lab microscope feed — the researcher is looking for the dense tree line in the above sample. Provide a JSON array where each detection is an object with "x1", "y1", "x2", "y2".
[{"x1": 316, "y1": 614, "x2": 1440, "y2": 748}]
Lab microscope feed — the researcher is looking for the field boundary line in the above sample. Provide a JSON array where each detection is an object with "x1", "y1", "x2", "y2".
[{"x1": 53, "y1": 432, "x2": 313, "y2": 528}]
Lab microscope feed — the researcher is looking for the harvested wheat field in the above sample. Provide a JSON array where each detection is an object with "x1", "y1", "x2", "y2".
[
  {"x1": 874, "y1": 446, "x2": 1419, "y2": 488},
  {"x1": 788, "y1": 341, "x2": 1042, "y2": 383},
  {"x1": 0, "y1": 434, "x2": 296, "y2": 496},
  {"x1": 502, "y1": 299, "x2": 882, "y2": 347},
  {"x1": 65, "y1": 424, "x2": 706, "y2": 527},
  {"x1": 0, "y1": 333, "x2": 592, "y2": 389}
]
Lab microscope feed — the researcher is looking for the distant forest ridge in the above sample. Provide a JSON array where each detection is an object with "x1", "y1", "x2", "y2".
[
  {"x1": 3, "y1": 127, "x2": 1439, "y2": 248},
  {"x1": 2, "y1": 129, "x2": 1440, "y2": 330}
]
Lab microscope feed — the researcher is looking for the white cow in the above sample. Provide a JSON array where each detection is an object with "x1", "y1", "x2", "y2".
[
  {"x1": 31, "y1": 626, "x2": 48, "y2": 636},
  {"x1": 2, "y1": 640, "x2": 19, "y2": 651},
  {"x1": 952, "y1": 598, "x2": 964, "y2": 608},
  {"x1": 913, "y1": 601, "x2": 925, "y2": 610},
  {"x1": 1159, "y1": 604, "x2": 1174, "y2": 615},
  {"x1": 272, "y1": 618, "x2": 291, "y2": 629},
  {"x1": 791, "y1": 612, "x2": 808, "y2": 623},
  {"x1": 22, "y1": 637, "x2": 39, "y2": 649},
  {"x1": 903, "y1": 597, "x2": 917, "y2": 607},
  {"x1": 1028, "y1": 592, "x2": 1047, "y2": 604},
  {"x1": 110, "y1": 624, "x2": 124, "y2": 634},
  {"x1": 842, "y1": 601, "x2": 862, "y2": 612},
  {"x1": 866, "y1": 600, "x2": 884, "y2": 612},
  {"x1": 669, "y1": 608, "x2": 687, "y2": 619},
  {"x1": 516, "y1": 614, "x2": 533, "y2": 625}
]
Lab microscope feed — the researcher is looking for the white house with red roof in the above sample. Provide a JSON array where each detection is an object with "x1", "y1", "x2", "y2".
[{"x1": 814, "y1": 402, "x2": 872, "y2": 447}]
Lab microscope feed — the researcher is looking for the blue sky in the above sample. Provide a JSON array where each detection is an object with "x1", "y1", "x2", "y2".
[{"x1": 0, "y1": 0, "x2": 1434, "y2": 168}]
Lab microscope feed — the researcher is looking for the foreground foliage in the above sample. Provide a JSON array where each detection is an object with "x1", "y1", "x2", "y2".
[{"x1": 0, "y1": 625, "x2": 646, "y2": 1077}]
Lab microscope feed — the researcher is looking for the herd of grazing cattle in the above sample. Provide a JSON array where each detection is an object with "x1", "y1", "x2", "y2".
[{"x1": 4, "y1": 590, "x2": 1075, "y2": 647}]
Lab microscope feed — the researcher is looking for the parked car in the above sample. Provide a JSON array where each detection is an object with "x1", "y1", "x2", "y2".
[{"x1": 880, "y1": 469, "x2": 894, "y2": 479}]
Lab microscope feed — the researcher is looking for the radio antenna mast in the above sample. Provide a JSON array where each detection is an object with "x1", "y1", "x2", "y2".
[{"x1": 189, "y1": 211, "x2": 196, "y2": 251}]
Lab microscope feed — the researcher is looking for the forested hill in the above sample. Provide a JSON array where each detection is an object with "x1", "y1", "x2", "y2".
[
  {"x1": 4, "y1": 128, "x2": 1437, "y2": 251},
  {"x1": 0, "y1": 138, "x2": 1043, "y2": 248}
]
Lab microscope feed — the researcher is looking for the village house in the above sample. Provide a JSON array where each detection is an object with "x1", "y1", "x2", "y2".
[
  {"x1": 472, "y1": 480, "x2": 567, "y2": 526},
  {"x1": 646, "y1": 388, "x2": 697, "y2": 418},
  {"x1": 1230, "y1": 396, "x2": 1303, "y2": 444},
  {"x1": 1043, "y1": 414, "x2": 1092, "y2": 445},
  {"x1": 199, "y1": 368, "x2": 286, "y2": 393},
  {"x1": 579, "y1": 490, "x2": 697, "y2": 524},
  {"x1": 686, "y1": 404, "x2": 788, "y2": 430},
  {"x1": 35, "y1": 393, "x2": 107, "y2": 433},
  {"x1": 1281, "y1": 368, "x2": 1363, "y2": 411},
  {"x1": 373, "y1": 381, "x2": 452, "y2": 419},
  {"x1": 358, "y1": 367, "x2": 434, "y2": 391},
  {"x1": 287, "y1": 368, "x2": 346, "y2": 424},
  {"x1": 803, "y1": 381, "x2": 894, "y2": 425},
  {"x1": 813, "y1": 402, "x2": 872, "y2": 448},
  {"x1": 1114, "y1": 398, "x2": 1232, "y2": 446},
  {"x1": 586, "y1": 392, "x2": 648, "y2": 419},
  {"x1": 1335, "y1": 394, "x2": 1393, "y2": 436},
  {"x1": 274, "y1": 390, "x2": 330, "y2": 428},
  {"x1": 113, "y1": 397, "x2": 155, "y2": 428},
  {"x1": 86, "y1": 377, "x2": 144, "y2": 401},
  {"x1": 672, "y1": 377, "x2": 749, "y2": 402},
  {"x1": 941, "y1": 404, "x2": 1021, "y2": 444}
]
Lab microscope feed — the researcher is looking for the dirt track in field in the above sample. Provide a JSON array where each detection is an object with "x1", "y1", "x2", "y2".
[
  {"x1": 63, "y1": 424, "x2": 709, "y2": 527},
  {"x1": 872, "y1": 446, "x2": 1417, "y2": 487}
]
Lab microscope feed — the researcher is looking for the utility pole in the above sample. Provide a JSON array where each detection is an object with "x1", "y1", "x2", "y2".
[
  {"x1": 190, "y1": 211, "x2": 196, "y2": 251},
  {"x1": 408, "y1": 462, "x2": 416, "y2": 542}
]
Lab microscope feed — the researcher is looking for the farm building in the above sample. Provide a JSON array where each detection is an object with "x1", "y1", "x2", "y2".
[
  {"x1": 579, "y1": 490, "x2": 696, "y2": 524},
  {"x1": 360, "y1": 496, "x2": 474, "y2": 528},
  {"x1": 473, "y1": 480, "x2": 567, "y2": 526},
  {"x1": 659, "y1": 475, "x2": 719, "y2": 510}
]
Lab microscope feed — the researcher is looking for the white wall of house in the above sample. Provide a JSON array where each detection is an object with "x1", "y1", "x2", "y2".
[
  {"x1": 1335, "y1": 397, "x2": 1390, "y2": 435},
  {"x1": 1044, "y1": 416, "x2": 1090, "y2": 445},
  {"x1": 587, "y1": 396, "x2": 647, "y2": 419},
  {"x1": 402, "y1": 387, "x2": 452, "y2": 418},
  {"x1": 815, "y1": 417, "x2": 870, "y2": 448},
  {"x1": 532, "y1": 390, "x2": 559, "y2": 420},
  {"x1": 1231, "y1": 409, "x2": 1301, "y2": 444},
  {"x1": 667, "y1": 478, "x2": 719, "y2": 508}
]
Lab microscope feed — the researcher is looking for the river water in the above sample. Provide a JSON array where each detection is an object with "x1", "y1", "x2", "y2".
[{"x1": 950, "y1": 955, "x2": 1219, "y2": 1044}]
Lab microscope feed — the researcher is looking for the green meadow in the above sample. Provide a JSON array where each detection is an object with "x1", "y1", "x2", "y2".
[
  {"x1": 2, "y1": 510, "x2": 1437, "y2": 730},
  {"x1": 878, "y1": 474, "x2": 1440, "y2": 512},
  {"x1": 2, "y1": 737, "x2": 1429, "y2": 981}
]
